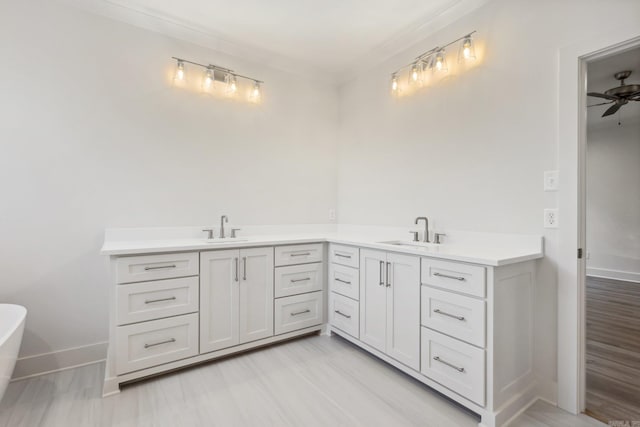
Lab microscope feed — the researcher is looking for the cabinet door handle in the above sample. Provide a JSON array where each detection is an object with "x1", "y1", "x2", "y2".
[
  {"x1": 290, "y1": 309, "x2": 311, "y2": 316},
  {"x1": 433, "y1": 356, "x2": 465, "y2": 373},
  {"x1": 334, "y1": 310, "x2": 351, "y2": 319},
  {"x1": 243, "y1": 257, "x2": 247, "y2": 280},
  {"x1": 379, "y1": 261, "x2": 385, "y2": 286},
  {"x1": 144, "y1": 296, "x2": 176, "y2": 304},
  {"x1": 144, "y1": 264, "x2": 176, "y2": 271},
  {"x1": 234, "y1": 258, "x2": 239, "y2": 282},
  {"x1": 433, "y1": 272, "x2": 465, "y2": 281},
  {"x1": 335, "y1": 253, "x2": 352, "y2": 259},
  {"x1": 291, "y1": 277, "x2": 311, "y2": 283},
  {"x1": 433, "y1": 309, "x2": 465, "y2": 321},
  {"x1": 144, "y1": 338, "x2": 176, "y2": 349},
  {"x1": 290, "y1": 252, "x2": 311, "y2": 257},
  {"x1": 386, "y1": 262, "x2": 391, "y2": 287},
  {"x1": 335, "y1": 278, "x2": 351, "y2": 285}
]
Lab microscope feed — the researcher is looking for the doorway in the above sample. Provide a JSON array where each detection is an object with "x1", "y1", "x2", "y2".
[{"x1": 583, "y1": 46, "x2": 640, "y2": 423}]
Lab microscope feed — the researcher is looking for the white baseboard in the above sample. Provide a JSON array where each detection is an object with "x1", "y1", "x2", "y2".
[
  {"x1": 12, "y1": 341, "x2": 108, "y2": 381},
  {"x1": 586, "y1": 267, "x2": 640, "y2": 284}
]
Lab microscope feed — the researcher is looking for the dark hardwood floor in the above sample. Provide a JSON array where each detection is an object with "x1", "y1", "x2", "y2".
[{"x1": 586, "y1": 275, "x2": 640, "y2": 423}]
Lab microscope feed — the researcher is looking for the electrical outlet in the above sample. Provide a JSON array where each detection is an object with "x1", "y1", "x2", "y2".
[
  {"x1": 544, "y1": 208, "x2": 558, "y2": 228},
  {"x1": 544, "y1": 170, "x2": 559, "y2": 191},
  {"x1": 328, "y1": 208, "x2": 336, "y2": 221}
]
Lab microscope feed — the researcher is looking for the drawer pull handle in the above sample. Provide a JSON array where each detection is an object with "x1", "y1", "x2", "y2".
[
  {"x1": 433, "y1": 272, "x2": 465, "y2": 281},
  {"x1": 433, "y1": 309, "x2": 465, "y2": 321},
  {"x1": 291, "y1": 277, "x2": 311, "y2": 283},
  {"x1": 144, "y1": 264, "x2": 177, "y2": 271},
  {"x1": 291, "y1": 309, "x2": 311, "y2": 316},
  {"x1": 335, "y1": 253, "x2": 352, "y2": 259},
  {"x1": 144, "y1": 338, "x2": 176, "y2": 349},
  {"x1": 334, "y1": 310, "x2": 351, "y2": 319},
  {"x1": 433, "y1": 356, "x2": 465, "y2": 373},
  {"x1": 290, "y1": 252, "x2": 311, "y2": 257},
  {"x1": 145, "y1": 296, "x2": 177, "y2": 304},
  {"x1": 335, "y1": 278, "x2": 351, "y2": 285}
]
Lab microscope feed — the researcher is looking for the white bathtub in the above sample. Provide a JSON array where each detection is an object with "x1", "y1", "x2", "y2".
[{"x1": 0, "y1": 304, "x2": 26, "y2": 402}]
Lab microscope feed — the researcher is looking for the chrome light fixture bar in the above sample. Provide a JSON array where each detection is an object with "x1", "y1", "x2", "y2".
[
  {"x1": 390, "y1": 31, "x2": 477, "y2": 92},
  {"x1": 171, "y1": 56, "x2": 264, "y2": 101}
]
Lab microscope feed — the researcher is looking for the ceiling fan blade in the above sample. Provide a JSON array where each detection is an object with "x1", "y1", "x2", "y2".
[
  {"x1": 587, "y1": 92, "x2": 619, "y2": 101},
  {"x1": 602, "y1": 103, "x2": 623, "y2": 117},
  {"x1": 588, "y1": 101, "x2": 614, "y2": 107}
]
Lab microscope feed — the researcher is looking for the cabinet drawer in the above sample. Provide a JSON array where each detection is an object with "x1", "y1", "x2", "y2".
[
  {"x1": 115, "y1": 313, "x2": 198, "y2": 375},
  {"x1": 329, "y1": 244, "x2": 359, "y2": 268},
  {"x1": 116, "y1": 277, "x2": 199, "y2": 325},
  {"x1": 330, "y1": 292, "x2": 359, "y2": 338},
  {"x1": 116, "y1": 252, "x2": 198, "y2": 284},
  {"x1": 421, "y1": 286, "x2": 486, "y2": 347},
  {"x1": 421, "y1": 258, "x2": 486, "y2": 298},
  {"x1": 274, "y1": 291, "x2": 323, "y2": 335},
  {"x1": 421, "y1": 328, "x2": 485, "y2": 406},
  {"x1": 329, "y1": 263, "x2": 359, "y2": 300},
  {"x1": 275, "y1": 263, "x2": 323, "y2": 298},
  {"x1": 275, "y1": 244, "x2": 323, "y2": 267}
]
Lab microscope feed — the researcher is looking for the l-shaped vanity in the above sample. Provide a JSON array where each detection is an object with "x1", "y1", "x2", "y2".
[{"x1": 101, "y1": 227, "x2": 543, "y2": 427}]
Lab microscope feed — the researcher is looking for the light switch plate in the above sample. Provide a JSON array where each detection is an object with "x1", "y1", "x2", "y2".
[
  {"x1": 544, "y1": 208, "x2": 558, "y2": 228},
  {"x1": 544, "y1": 170, "x2": 559, "y2": 191},
  {"x1": 328, "y1": 208, "x2": 336, "y2": 221}
]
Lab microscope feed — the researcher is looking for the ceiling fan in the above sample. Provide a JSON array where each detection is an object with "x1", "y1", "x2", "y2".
[{"x1": 587, "y1": 70, "x2": 640, "y2": 117}]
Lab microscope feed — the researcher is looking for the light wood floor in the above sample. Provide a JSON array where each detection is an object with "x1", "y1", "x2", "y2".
[
  {"x1": 586, "y1": 276, "x2": 640, "y2": 423},
  {"x1": 0, "y1": 334, "x2": 603, "y2": 427}
]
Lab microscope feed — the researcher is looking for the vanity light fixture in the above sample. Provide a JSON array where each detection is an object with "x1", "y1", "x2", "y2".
[
  {"x1": 390, "y1": 31, "x2": 477, "y2": 96},
  {"x1": 171, "y1": 57, "x2": 264, "y2": 102}
]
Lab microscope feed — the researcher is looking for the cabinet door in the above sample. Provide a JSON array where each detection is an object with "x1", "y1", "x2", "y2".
[
  {"x1": 200, "y1": 250, "x2": 240, "y2": 353},
  {"x1": 359, "y1": 249, "x2": 387, "y2": 352},
  {"x1": 386, "y1": 253, "x2": 420, "y2": 370},
  {"x1": 239, "y1": 247, "x2": 274, "y2": 344}
]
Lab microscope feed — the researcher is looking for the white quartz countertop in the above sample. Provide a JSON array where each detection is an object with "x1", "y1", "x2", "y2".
[{"x1": 101, "y1": 226, "x2": 544, "y2": 267}]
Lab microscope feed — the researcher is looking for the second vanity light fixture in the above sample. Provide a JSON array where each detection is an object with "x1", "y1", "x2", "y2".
[
  {"x1": 390, "y1": 31, "x2": 477, "y2": 96},
  {"x1": 172, "y1": 56, "x2": 263, "y2": 103}
]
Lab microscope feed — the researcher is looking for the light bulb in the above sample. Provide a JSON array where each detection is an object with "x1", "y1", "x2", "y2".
[
  {"x1": 225, "y1": 73, "x2": 238, "y2": 96},
  {"x1": 174, "y1": 60, "x2": 185, "y2": 82},
  {"x1": 434, "y1": 50, "x2": 448, "y2": 73},
  {"x1": 249, "y1": 81, "x2": 262, "y2": 103},
  {"x1": 202, "y1": 67, "x2": 214, "y2": 92},
  {"x1": 390, "y1": 74, "x2": 398, "y2": 94},
  {"x1": 458, "y1": 36, "x2": 476, "y2": 62}
]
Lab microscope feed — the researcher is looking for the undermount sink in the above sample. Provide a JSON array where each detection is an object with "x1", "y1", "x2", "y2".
[
  {"x1": 378, "y1": 240, "x2": 440, "y2": 248},
  {"x1": 204, "y1": 238, "x2": 249, "y2": 244}
]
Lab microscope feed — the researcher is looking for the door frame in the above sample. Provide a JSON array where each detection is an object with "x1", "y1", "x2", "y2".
[{"x1": 557, "y1": 30, "x2": 640, "y2": 414}]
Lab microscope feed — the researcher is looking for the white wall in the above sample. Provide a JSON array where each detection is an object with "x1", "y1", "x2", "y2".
[
  {"x1": 336, "y1": 0, "x2": 640, "y2": 402},
  {"x1": 586, "y1": 114, "x2": 640, "y2": 282},
  {"x1": 0, "y1": 0, "x2": 338, "y2": 370}
]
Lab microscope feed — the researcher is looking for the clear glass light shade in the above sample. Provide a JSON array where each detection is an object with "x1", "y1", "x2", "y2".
[
  {"x1": 202, "y1": 68, "x2": 214, "y2": 92},
  {"x1": 225, "y1": 73, "x2": 238, "y2": 95},
  {"x1": 249, "y1": 81, "x2": 262, "y2": 103},
  {"x1": 458, "y1": 36, "x2": 476, "y2": 62},
  {"x1": 174, "y1": 60, "x2": 185, "y2": 82},
  {"x1": 408, "y1": 62, "x2": 422, "y2": 86},
  {"x1": 433, "y1": 50, "x2": 448, "y2": 73},
  {"x1": 390, "y1": 74, "x2": 399, "y2": 94}
]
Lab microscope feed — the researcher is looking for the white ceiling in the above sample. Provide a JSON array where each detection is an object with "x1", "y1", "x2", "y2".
[
  {"x1": 76, "y1": 0, "x2": 489, "y2": 80},
  {"x1": 587, "y1": 46, "x2": 640, "y2": 124}
]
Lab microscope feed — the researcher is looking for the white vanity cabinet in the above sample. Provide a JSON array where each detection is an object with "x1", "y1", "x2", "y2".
[
  {"x1": 200, "y1": 247, "x2": 274, "y2": 353},
  {"x1": 359, "y1": 249, "x2": 420, "y2": 370}
]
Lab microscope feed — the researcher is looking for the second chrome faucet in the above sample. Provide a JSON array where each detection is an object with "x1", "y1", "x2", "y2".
[{"x1": 415, "y1": 216, "x2": 429, "y2": 243}]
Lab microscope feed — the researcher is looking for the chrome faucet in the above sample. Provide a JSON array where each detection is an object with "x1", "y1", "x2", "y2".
[
  {"x1": 415, "y1": 217, "x2": 430, "y2": 243},
  {"x1": 220, "y1": 215, "x2": 228, "y2": 239}
]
